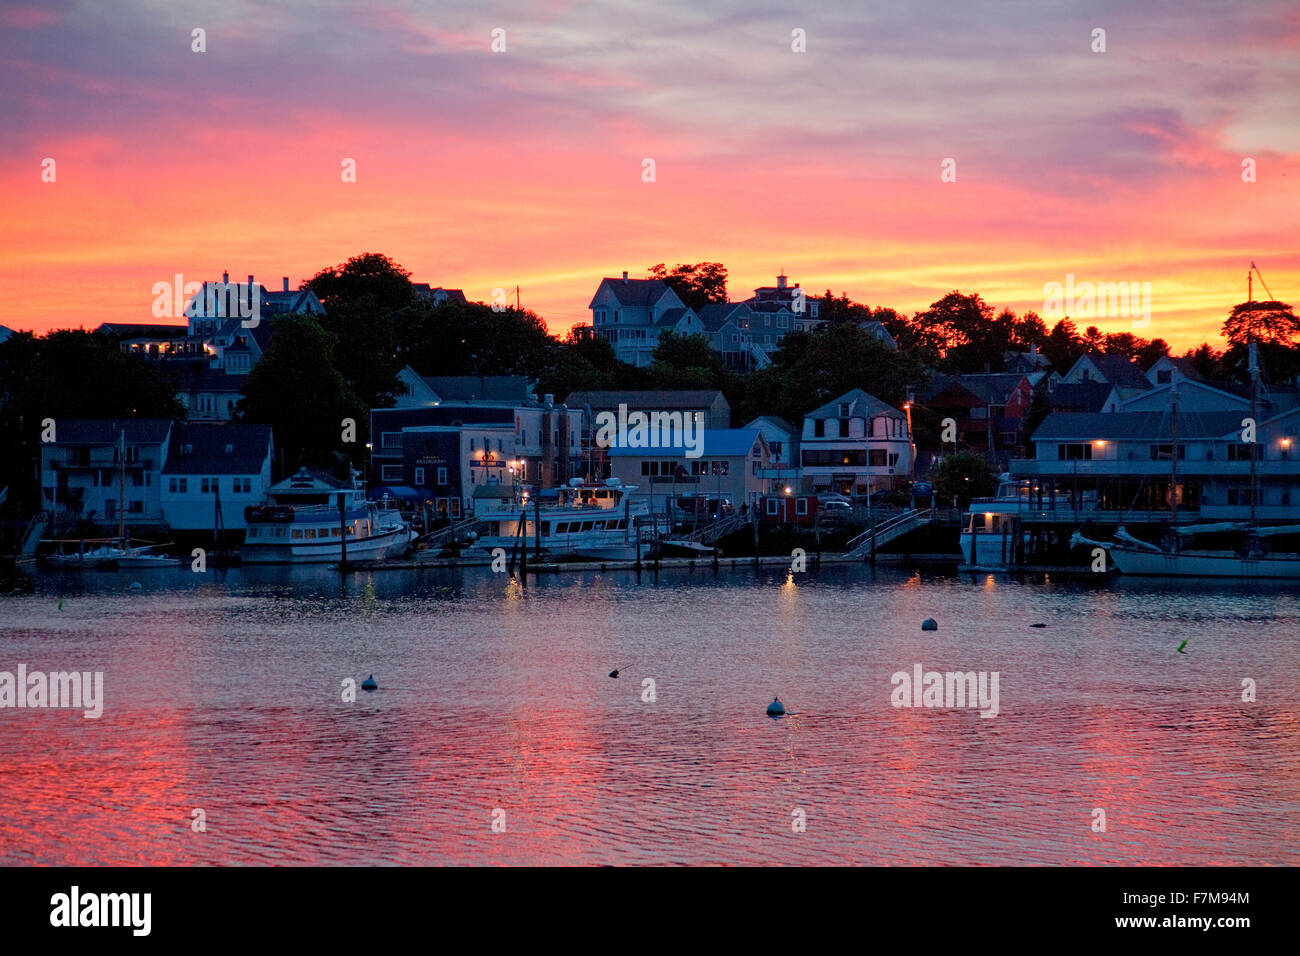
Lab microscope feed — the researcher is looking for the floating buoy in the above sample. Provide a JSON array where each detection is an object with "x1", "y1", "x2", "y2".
[
  {"x1": 608, "y1": 669, "x2": 620, "y2": 678},
  {"x1": 766, "y1": 696, "x2": 785, "y2": 717},
  {"x1": 128, "y1": 582, "x2": 143, "y2": 591},
  {"x1": 1030, "y1": 623, "x2": 1047, "y2": 628},
  {"x1": 921, "y1": 618, "x2": 937, "y2": 631},
  {"x1": 361, "y1": 674, "x2": 378, "y2": 691}
]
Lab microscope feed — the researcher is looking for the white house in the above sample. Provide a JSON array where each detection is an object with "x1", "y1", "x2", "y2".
[
  {"x1": 160, "y1": 423, "x2": 274, "y2": 531},
  {"x1": 39, "y1": 419, "x2": 174, "y2": 523},
  {"x1": 588, "y1": 273, "x2": 710, "y2": 367},
  {"x1": 799, "y1": 389, "x2": 913, "y2": 495}
]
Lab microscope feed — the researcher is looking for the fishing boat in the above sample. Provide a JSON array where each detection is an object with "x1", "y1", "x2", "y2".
[
  {"x1": 472, "y1": 478, "x2": 651, "y2": 560},
  {"x1": 240, "y1": 468, "x2": 416, "y2": 564}
]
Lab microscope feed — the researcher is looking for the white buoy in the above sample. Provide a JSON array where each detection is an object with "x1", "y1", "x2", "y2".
[
  {"x1": 766, "y1": 696, "x2": 785, "y2": 717},
  {"x1": 361, "y1": 674, "x2": 378, "y2": 691}
]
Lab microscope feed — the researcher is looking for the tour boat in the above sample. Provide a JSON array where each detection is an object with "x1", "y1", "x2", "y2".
[
  {"x1": 472, "y1": 478, "x2": 651, "y2": 561},
  {"x1": 240, "y1": 468, "x2": 416, "y2": 564}
]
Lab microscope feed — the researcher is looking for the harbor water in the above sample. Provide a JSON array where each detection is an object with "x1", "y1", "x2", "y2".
[{"x1": 0, "y1": 564, "x2": 1297, "y2": 865}]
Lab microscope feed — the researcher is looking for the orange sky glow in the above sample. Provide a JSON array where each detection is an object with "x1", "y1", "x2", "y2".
[{"x1": 3, "y1": 1, "x2": 1299, "y2": 352}]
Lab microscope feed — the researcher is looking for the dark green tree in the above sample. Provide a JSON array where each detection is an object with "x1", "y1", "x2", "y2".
[
  {"x1": 647, "y1": 262, "x2": 728, "y2": 311},
  {"x1": 0, "y1": 330, "x2": 185, "y2": 514},
  {"x1": 931, "y1": 450, "x2": 999, "y2": 508},
  {"x1": 304, "y1": 252, "x2": 416, "y2": 311},
  {"x1": 235, "y1": 317, "x2": 367, "y2": 470}
]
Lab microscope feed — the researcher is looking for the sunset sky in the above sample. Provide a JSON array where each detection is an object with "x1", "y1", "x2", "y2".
[{"x1": 3, "y1": 0, "x2": 1299, "y2": 350}]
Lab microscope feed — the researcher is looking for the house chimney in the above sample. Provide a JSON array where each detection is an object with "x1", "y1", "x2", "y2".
[
  {"x1": 248, "y1": 274, "x2": 254, "y2": 291},
  {"x1": 777, "y1": 274, "x2": 787, "y2": 290},
  {"x1": 544, "y1": 393, "x2": 554, "y2": 407},
  {"x1": 622, "y1": 271, "x2": 628, "y2": 283},
  {"x1": 283, "y1": 276, "x2": 289, "y2": 292},
  {"x1": 222, "y1": 270, "x2": 229, "y2": 284}
]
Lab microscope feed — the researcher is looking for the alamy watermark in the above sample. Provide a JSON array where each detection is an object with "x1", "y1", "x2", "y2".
[
  {"x1": 890, "y1": 663, "x2": 999, "y2": 718},
  {"x1": 151, "y1": 273, "x2": 261, "y2": 328},
  {"x1": 1043, "y1": 273, "x2": 1151, "y2": 328},
  {"x1": 594, "y1": 404, "x2": 704, "y2": 459},
  {"x1": 0, "y1": 665, "x2": 103, "y2": 718}
]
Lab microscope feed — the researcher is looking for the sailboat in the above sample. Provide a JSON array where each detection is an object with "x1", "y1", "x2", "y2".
[{"x1": 45, "y1": 429, "x2": 182, "y2": 569}]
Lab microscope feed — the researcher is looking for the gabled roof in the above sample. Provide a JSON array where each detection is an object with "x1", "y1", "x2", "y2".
[
  {"x1": 805, "y1": 388, "x2": 904, "y2": 421},
  {"x1": 1031, "y1": 411, "x2": 1248, "y2": 442},
  {"x1": 745, "y1": 415, "x2": 798, "y2": 435},
  {"x1": 589, "y1": 277, "x2": 675, "y2": 309},
  {"x1": 928, "y1": 373, "x2": 1028, "y2": 404},
  {"x1": 1050, "y1": 382, "x2": 1112, "y2": 413},
  {"x1": 95, "y1": 323, "x2": 189, "y2": 339},
  {"x1": 162, "y1": 423, "x2": 273, "y2": 475},
  {"x1": 695, "y1": 302, "x2": 749, "y2": 332},
  {"x1": 563, "y1": 389, "x2": 728, "y2": 410},
  {"x1": 1147, "y1": 355, "x2": 1205, "y2": 382},
  {"x1": 654, "y1": 307, "x2": 691, "y2": 328},
  {"x1": 1075, "y1": 352, "x2": 1151, "y2": 390},
  {"x1": 420, "y1": 375, "x2": 535, "y2": 404},
  {"x1": 46, "y1": 419, "x2": 173, "y2": 445}
]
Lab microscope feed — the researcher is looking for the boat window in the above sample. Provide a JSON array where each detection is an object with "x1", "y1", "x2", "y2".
[
  {"x1": 555, "y1": 522, "x2": 569, "y2": 534},
  {"x1": 305, "y1": 528, "x2": 317, "y2": 539},
  {"x1": 331, "y1": 528, "x2": 341, "y2": 537},
  {"x1": 592, "y1": 521, "x2": 605, "y2": 531},
  {"x1": 292, "y1": 529, "x2": 303, "y2": 539},
  {"x1": 579, "y1": 521, "x2": 594, "y2": 532}
]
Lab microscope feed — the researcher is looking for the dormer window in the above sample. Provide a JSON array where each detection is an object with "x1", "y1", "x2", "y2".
[{"x1": 838, "y1": 404, "x2": 850, "y2": 416}]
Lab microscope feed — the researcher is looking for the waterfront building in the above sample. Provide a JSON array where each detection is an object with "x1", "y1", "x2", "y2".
[
  {"x1": 605, "y1": 428, "x2": 773, "y2": 511},
  {"x1": 159, "y1": 422, "x2": 274, "y2": 532},
  {"x1": 38, "y1": 419, "x2": 173, "y2": 524},
  {"x1": 372, "y1": 374, "x2": 583, "y2": 513},
  {"x1": 799, "y1": 389, "x2": 913, "y2": 495},
  {"x1": 564, "y1": 389, "x2": 731, "y2": 478},
  {"x1": 1016, "y1": 404, "x2": 1300, "y2": 521}
]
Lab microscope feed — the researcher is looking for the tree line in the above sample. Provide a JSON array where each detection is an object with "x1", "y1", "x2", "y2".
[{"x1": 1, "y1": 253, "x2": 1295, "y2": 513}]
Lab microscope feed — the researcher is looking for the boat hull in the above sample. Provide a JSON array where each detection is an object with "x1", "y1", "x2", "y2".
[
  {"x1": 240, "y1": 527, "x2": 415, "y2": 564},
  {"x1": 1108, "y1": 545, "x2": 1300, "y2": 579}
]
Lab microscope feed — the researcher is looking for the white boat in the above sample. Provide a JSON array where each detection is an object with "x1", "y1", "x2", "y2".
[
  {"x1": 959, "y1": 479, "x2": 1036, "y2": 566},
  {"x1": 240, "y1": 468, "x2": 416, "y2": 564},
  {"x1": 46, "y1": 542, "x2": 182, "y2": 569},
  {"x1": 472, "y1": 478, "x2": 651, "y2": 560},
  {"x1": 44, "y1": 429, "x2": 184, "y2": 569},
  {"x1": 1091, "y1": 525, "x2": 1300, "y2": 579}
]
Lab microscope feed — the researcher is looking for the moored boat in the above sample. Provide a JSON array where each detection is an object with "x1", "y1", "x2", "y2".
[
  {"x1": 240, "y1": 468, "x2": 416, "y2": 564},
  {"x1": 472, "y1": 478, "x2": 651, "y2": 560}
]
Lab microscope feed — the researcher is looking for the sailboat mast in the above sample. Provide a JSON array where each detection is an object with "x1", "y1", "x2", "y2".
[
  {"x1": 118, "y1": 429, "x2": 127, "y2": 549},
  {"x1": 1249, "y1": 340, "x2": 1259, "y2": 532},
  {"x1": 1169, "y1": 386, "x2": 1178, "y2": 546}
]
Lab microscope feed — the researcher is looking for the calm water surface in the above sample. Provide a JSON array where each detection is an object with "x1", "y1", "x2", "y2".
[{"x1": 1, "y1": 564, "x2": 1297, "y2": 865}]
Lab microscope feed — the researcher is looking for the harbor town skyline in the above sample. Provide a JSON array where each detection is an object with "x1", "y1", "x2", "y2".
[{"x1": 3, "y1": 0, "x2": 1299, "y2": 348}]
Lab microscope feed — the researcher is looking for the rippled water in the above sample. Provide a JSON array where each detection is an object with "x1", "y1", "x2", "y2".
[{"x1": 0, "y1": 563, "x2": 1297, "y2": 865}]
